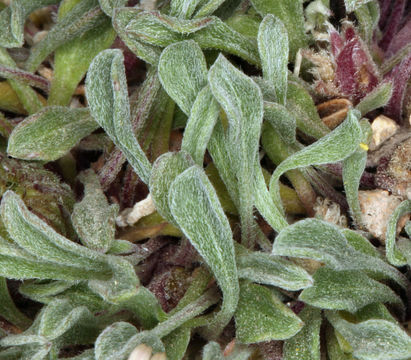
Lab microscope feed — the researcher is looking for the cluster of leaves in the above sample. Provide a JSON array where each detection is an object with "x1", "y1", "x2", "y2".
[{"x1": 0, "y1": 0, "x2": 410, "y2": 359}]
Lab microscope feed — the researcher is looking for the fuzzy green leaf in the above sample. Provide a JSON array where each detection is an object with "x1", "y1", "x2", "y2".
[
  {"x1": 208, "y1": 54, "x2": 263, "y2": 245},
  {"x1": 112, "y1": 7, "x2": 161, "y2": 65},
  {"x1": 169, "y1": 166, "x2": 239, "y2": 336},
  {"x1": 0, "y1": 48, "x2": 44, "y2": 114},
  {"x1": 163, "y1": 327, "x2": 191, "y2": 360},
  {"x1": 86, "y1": 49, "x2": 152, "y2": 183},
  {"x1": 263, "y1": 101, "x2": 296, "y2": 143},
  {"x1": 270, "y1": 110, "x2": 361, "y2": 214},
  {"x1": 235, "y1": 282, "x2": 303, "y2": 343},
  {"x1": 236, "y1": 245, "x2": 313, "y2": 291},
  {"x1": 354, "y1": 1, "x2": 380, "y2": 44},
  {"x1": 286, "y1": 81, "x2": 330, "y2": 139},
  {"x1": 283, "y1": 306, "x2": 322, "y2": 360},
  {"x1": 326, "y1": 311, "x2": 411, "y2": 360},
  {"x1": 386, "y1": 200, "x2": 411, "y2": 266},
  {"x1": 72, "y1": 170, "x2": 118, "y2": 253},
  {"x1": 342, "y1": 150, "x2": 367, "y2": 226},
  {"x1": 25, "y1": 0, "x2": 107, "y2": 72},
  {"x1": 194, "y1": 0, "x2": 227, "y2": 18},
  {"x1": 258, "y1": 15, "x2": 288, "y2": 105},
  {"x1": 37, "y1": 299, "x2": 97, "y2": 341},
  {"x1": 7, "y1": 107, "x2": 98, "y2": 161},
  {"x1": 170, "y1": 0, "x2": 203, "y2": 19},
  {"x1": 272, "y1": 218, "x2": 408, "y2": 288},
  {"x1": 48, "y1": 0, "x2": 116, "y2": 106},
  {"x1": 202, "y1": 342, "x2": 224, "y2": 360},
  {"x1": 94, "y1": 322, "x2": 138, "y2": 360},
  {"x1": 98, "y1": 0, "x2": 127, "y2": 16},
  {"x1": 158, "y1": 40, "x2": 208, "y2": 116},
  {"x1": 253, "y1": 157, "x2": 289, "y2": 232},
  {"x1": 0, "y1": 191, "x2": 110, "y2": 274},
  {"x1": 299, "y1": 267, "x2": 402, "y2": 313},
  {"x1": 182, "y1": 86, "x2": 219, "y2": 165},
  {"x1": 344, "y1": 0, "x2": 375, "y2": 13},
  {"x1": 191, "y1": 17, "x2": 259, "y2": 65},
  {"x1": 0, "y1": 0, "x2": 59, "y2": 48},
  {"x1": 149, "y1": 151, "x2": 194, "y2": 224},
  {"x1": 341, "y1": 229, "x2": 381, "y2": 258},
  {"x1": 250, "y1": 0, "x2": 308, "y2": 59},
  {"x1": 0, "y1": 277, "x2": 32, "y2": 329},
  {"x1": 355, "y1": 82, "x2": 392, "y2": 116}
]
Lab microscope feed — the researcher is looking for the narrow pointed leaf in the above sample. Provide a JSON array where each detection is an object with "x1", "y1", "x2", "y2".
[
  {"x1": 355, "y1": 82, "x2": 392, "y2": 116},
  {"x1": 49, "y1": 0, "x2": 116, "y2": 106},
  {"x1": 258, "y1": 15, "x2": 288, "y2": 105},
  {"x1": 170, "y1": 0, "x2": 202, "y2": 19},
  {"x1": 235, "y1": 282, "x2": 303, "y2": 343},
  {"x1": 149, "y1": 151, "x2": 194, "y2": 224},
  {"x1": 326, "y1": 311, "x2": 411, "y2": 360},
  {"x1": 112, "y1": 7, "x2": 161, "y2": 65},
  {"x1": 182, "y1": 86, "x2": 219, "y2": 164},
  {"x1": 98, "y1": 0, "x2": 127, "y2": 16},
  {"x1": 86, "y1": 49, "x2": 152, "y2": 183},
  {"x1": 344, "y1": 0, "x2": 374, "y2": 12},
  {"x1": 25, "y1": 0, "x2": 107, "y2": 72},
  {"x1": 0, "y1": 191, "x2": 110, "y2": 273},
  {"x1": 286, "y1": 81, "x2": 330, "y2": 139},
  {"x1": 342, "y1": 150, "x2": 367, "y2": 226},
  {"x1": 250, "y1": 0, "x2": 308, "y2": 59},
  {"x1": 72, "y1": 170, "x2": 118, "y2": 253},
  {"x1": 0, "y1": 0, "x2": 59, "y2": 48},
  {"x1": 263, "y1": 101, "x2": 296, "y2": 144},
  {"x1": 270, "y1": 110, "x2": 362, "y2": 213},
  {"x1": 272, "y1": 218, "x2": 408, "y2": 288},
  {"x1": 169, "y1": 166, "x2": 239, "y2": 336},
  {"x1": 158, "y1": 40, "x2": 208, "y2": 116},
  {"x1": 283, "y1": 306, "x2": 322, "y2": 360},
  {"x1": 385, "y1": 200, "x2": 411, "y2": 266},
  {"x1": 236, "y1": 245, "x2": 312, "y2": 290},
  {"x1": 194, "y1": 0, "x2": 227, "y2": 18},
  {"x1": 208, "y1": 54, "x2": 263, "y2": 245},
  {"x1": 7, "y1": 107, "x2": 98, "y2": 161},
  {"x1": 299, "y1": 267, "x2": 402, "y2": 313}
]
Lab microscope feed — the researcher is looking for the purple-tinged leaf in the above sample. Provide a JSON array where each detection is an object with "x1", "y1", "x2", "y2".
[
  {"x1": 378, "y1": 0, "x2": 406, "y2": 52},
  {"x1": 384, "y1": 52, "x2": 411, "y2": 123}
]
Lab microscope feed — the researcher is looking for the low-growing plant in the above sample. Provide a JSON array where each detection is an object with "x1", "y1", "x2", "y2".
[{"x1": 0, "y1": 0, "x2": 410, "y2": 359}]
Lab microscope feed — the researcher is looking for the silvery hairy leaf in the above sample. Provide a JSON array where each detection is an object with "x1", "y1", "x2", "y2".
[
  {"x1": 344, "y1": 0, "x2": 375, "y2": 13},
  {"x1": 208, "y1": 54, "x2": 263, "y2": 245},
  {"x1": 286, "y1": 81, "x2": 330, "y2": 139},
  {"x1": 49, "y1": 0, "x2": 116, "y2": 106},
  {"x1": 25, "y1": 0, "x2": 107, "y2": 72},
  {"x1": 0, "y1": 0, "x2": 60, "y2": 48},
  {"x1": 158, "y1": 40, "x2": 208, "y2": 116},
  {"x1": 86, "y1": 49, "x2": 152, "y2": 183},
  {"x1": 168, "y1": 165, "x2": 239, "y2": 336},
  {"x1": 385, "y1": 200, "x2": 411, "y2": 266},
  {"x1": 7, "y1": 107, "x2": 98, "y2": 161},
  {"x1": 258, "y1": 15, "x2": 288, "y2": 105},
  {"x1": 326, "y1": 311, "x2": 411, "y2": 360},
  {"x1": 299, "y1": 267, "x2": 402, "y2": 313},
  {"x1": 272, "y1": 218, "x2": 408, "y2": 289},
  {"x1": 149, "y1": 151, "x2": 194, "y2": 225},
  {"x1": 235, "y1": 281, "x2": 303, "y2": 343},
  {"x1": 283, "y1": 306, "x2": 322, "y2": 360},
  {"x1": 0, "y1": 47, "x2": 43, "y2": 114},
  {"x1": 250, "y1": 0, "x2": 308, "y2": 59},
  {"x1": 235, "y1": 244, "x2": 313, "y2": 291},
  {"x1": 354, "y1": 1, "x2": 379, "y2": 44},
  {"x1": 355, "y1": 82, "x2": 392, "y2": 116},
  {"x1": 71, "y1": 170, "x2": 118, "y2": 253},
  {"x1": 270, "y1": 110, "x2": 362, "y2": 215},
  {"x1": 263, "y1": 101, "x2": 296, "y2": 144},
  {"x1": 98, "y1": 0, "x2": 127, "y2": 16}
]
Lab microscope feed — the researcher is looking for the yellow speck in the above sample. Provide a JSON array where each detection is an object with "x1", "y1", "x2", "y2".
[{"x1": 359, "y1": 143, "x2": 369, "y2": 151}]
